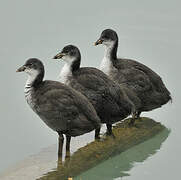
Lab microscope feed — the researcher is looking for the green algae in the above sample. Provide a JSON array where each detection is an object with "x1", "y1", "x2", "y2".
[
  {"x1": 38, "y1": 117, "x2": 166, "y2": 180},
  {"x1": 76, "y1": 128, "x2": 170, "y2": 179}
]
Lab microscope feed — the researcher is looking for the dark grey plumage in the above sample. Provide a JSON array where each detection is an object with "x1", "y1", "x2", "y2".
[
  {"x1": 95, "y1": 29, "x2": 172, "y2": 117},
  {"x1": 53, "y1": 45, "x2": 140, "y2": 136},
  {"x1": 17, "y1": 58, "x2": 100, "y2": 157}
]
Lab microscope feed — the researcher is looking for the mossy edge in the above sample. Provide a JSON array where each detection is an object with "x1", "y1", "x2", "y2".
[{"x1": 38, "y1": 117, "x2": 166, "y2": 180}]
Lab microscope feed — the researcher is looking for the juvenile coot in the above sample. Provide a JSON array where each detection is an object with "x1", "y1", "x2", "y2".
[
  {"x1": 53, "y1": 45, "x2": 140, "y2": 136},
  {"x1": 95, "y1": 29, "x2": 172, "y2": 117},
  {"x1": 16, "y1": 58, "x2": 100, "y2": 157}
]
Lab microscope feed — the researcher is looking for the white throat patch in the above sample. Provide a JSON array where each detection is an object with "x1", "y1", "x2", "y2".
[
  {"x1": 24, "y1": 68, "x2": 39, "y2": 109},
  {"x1": 100, "y1": 42, "x2": 114, "y2": 75},
  {"x1": 59, "y1": 57, "x2": 75, "y2": 84},
  {"x1": 25, "y1": 69, "x2": 39, "y2": 87}
]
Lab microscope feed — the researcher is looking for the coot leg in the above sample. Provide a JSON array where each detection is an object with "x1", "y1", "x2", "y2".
[
  {"x1": 129, "y1": 117, "x2": 136, "y2": 126},
  {"x1": 95, "y1": 128, "x2": 101, "y2": 140},
  {"x1": 65, "y1": 135, "x2": 71, "y2": 158},
  {"x1": 136, "y1": 111, "x2": 141, "y2": 118},
  {"x1": 58, "y1": 132, "x2": 64, "y2": 158},
  {"x1": 129, "y1": 111, "x2": 142, "y2": 126},
  {"x1": 129, "y1": 112, "x2": 137, "y2": 126},
  {"x1": 106, "y1": 124, "x2": 115, "y2": 138}
]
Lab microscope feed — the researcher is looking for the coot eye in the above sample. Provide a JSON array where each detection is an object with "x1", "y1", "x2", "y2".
[
  {"x1": 70, "y1": 51, "x2": 74, "y2": 56},
  {"x1": 27, "y1": 63, "x2": 33, "y2": 67},
  {"x1": 63, "y1": 50, "x2": 68, "y2": 54},
  {"x1": 102, "y1": 35, "x2": 108, "y2": 39}
]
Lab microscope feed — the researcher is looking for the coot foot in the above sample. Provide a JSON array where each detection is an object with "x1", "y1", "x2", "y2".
[
  {"x1": 58, "y1": 132, "x2": 64, "y2": 158},
  {"x1": 95, "y1": 128, "x2": 101, "y2": 140},
  {"x1": 106, "y1": 124, "x2": 115, "y2": 139}
]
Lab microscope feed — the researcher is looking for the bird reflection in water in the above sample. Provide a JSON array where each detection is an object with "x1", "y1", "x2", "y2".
[{"x1": 38, "y1": 126, "x2": 170, "y2": 180}]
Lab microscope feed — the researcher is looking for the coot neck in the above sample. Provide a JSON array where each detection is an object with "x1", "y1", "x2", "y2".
[
  {"x1": 104, "y1": 41, "x2": 118, "y2": 63},
  {"x1": 25, "y1": 70, "x2": 44, "y2": 95},
  {"x1": 59, "y1": 57, "x2": 80, "y2": 83},
  {"x1": 71, "y1": 58, "x2": 81, "y2": 72}
]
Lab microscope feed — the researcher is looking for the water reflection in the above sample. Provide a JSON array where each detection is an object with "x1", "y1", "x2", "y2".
[
  {"x1": 75, "y1": 128, "x2": 170, "y2": 180},
  {"x1": 0, "y1": 125, "x2": 170, "y2": 180},
  {"x1": 36, "y1": 128, "x2": 169, "y2": 180}
]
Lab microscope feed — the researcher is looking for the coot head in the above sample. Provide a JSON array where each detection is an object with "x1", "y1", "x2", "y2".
[
  {"x1": 95, "y1": 29, "x2": 118, "y2": 47},
  {"x1": 16, "y1": 58, "x2": 44, "y2": 75},
  {"x1": 53, "y1": 45, "x2": 81, "y2": 63}
]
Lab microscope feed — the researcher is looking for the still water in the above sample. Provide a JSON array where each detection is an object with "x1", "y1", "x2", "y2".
[{"x1": 0, "y1": 0, "x2": 180, "y2": 179}]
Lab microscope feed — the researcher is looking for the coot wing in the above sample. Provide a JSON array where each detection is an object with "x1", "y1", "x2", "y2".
[
  {"x1": 117, "y1": 67, "x2": 152, "y2": 93},
  {"x1": 35, "y1": 82, "x2": 100, "y2": 133}
]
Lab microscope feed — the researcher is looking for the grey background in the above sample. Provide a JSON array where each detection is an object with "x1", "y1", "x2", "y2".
[{"x1": 0, "y1": 0, "x2": 180, "y2": 179}]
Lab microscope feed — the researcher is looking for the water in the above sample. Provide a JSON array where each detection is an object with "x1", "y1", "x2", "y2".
[
  {"x1": 0, "y1": 0, "x2": 180, "y2": 179},
  {"x1": 76, "y1": 129, "x2": 170, "y2": 180}
]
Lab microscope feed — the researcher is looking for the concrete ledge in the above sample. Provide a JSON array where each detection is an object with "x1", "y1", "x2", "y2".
[{"x1": 39, "y1": 117, "x2": 167, "y2": 180}]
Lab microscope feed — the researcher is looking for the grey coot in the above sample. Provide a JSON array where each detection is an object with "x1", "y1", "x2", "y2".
[
  {"x1": 16, "y1": 58, "x2": 100, "y2": 158},
  {"x1": 53, "y1": 45, "x2": 141, "y2": 136},
  {"x1": 95, "y1": 29, "x2": 172, "y2": 118}
]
